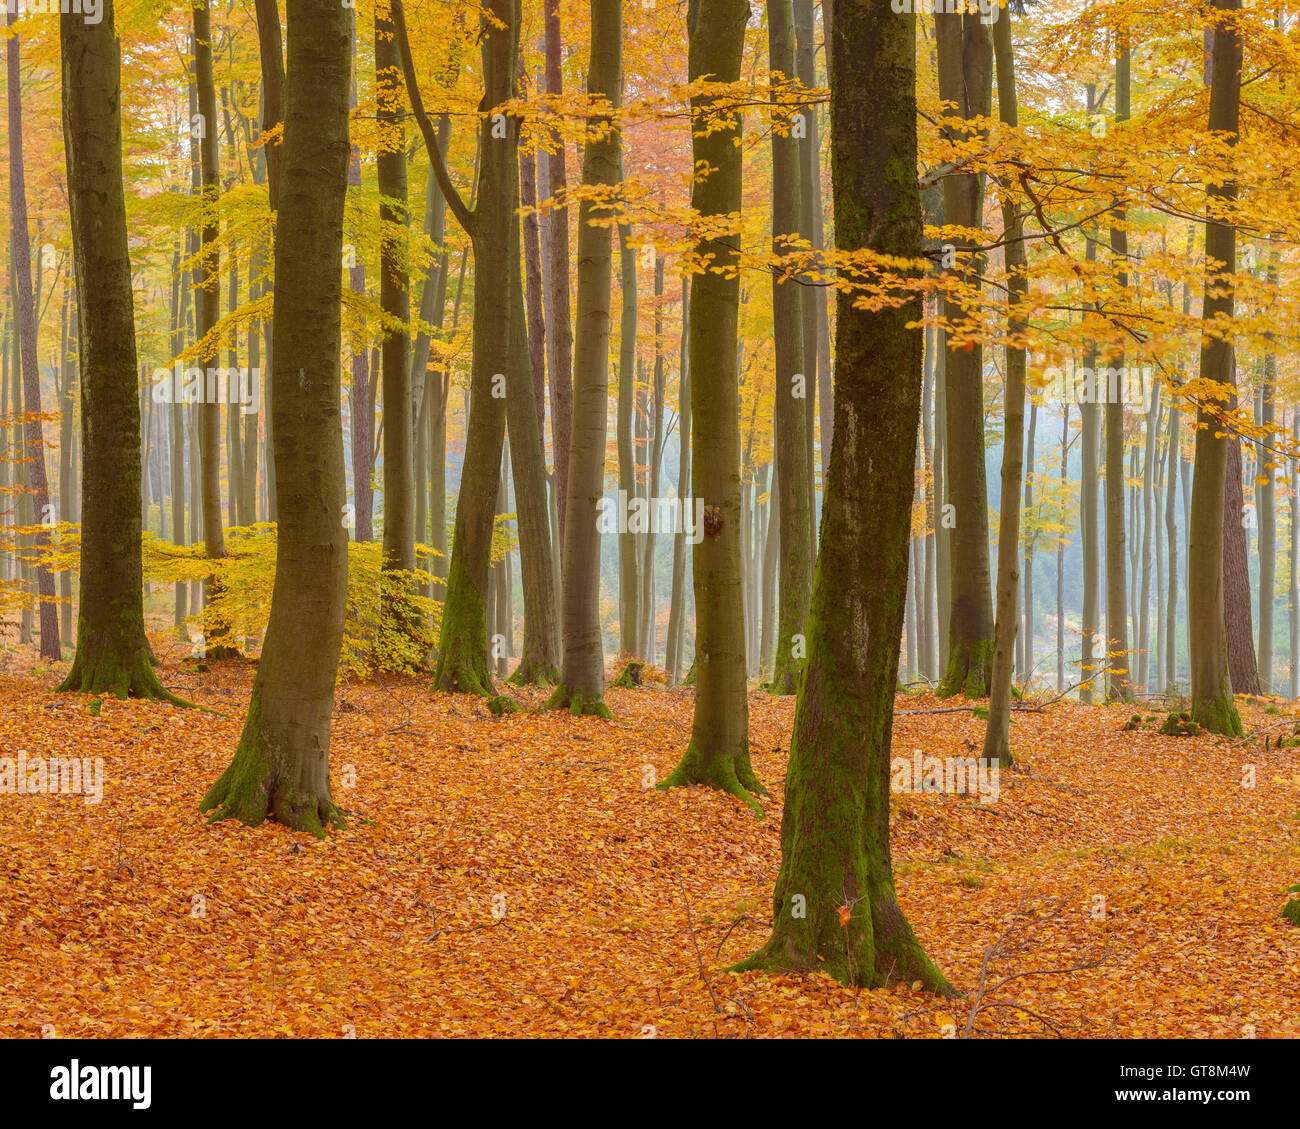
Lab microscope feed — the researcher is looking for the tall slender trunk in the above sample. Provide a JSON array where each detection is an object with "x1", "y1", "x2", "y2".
[
  {"x1": 1188, "y1": 0, "x2": 1243, "y2": 735},
  {"x1": 768, "y1": 0, "x2": 812, "y2": 695},
  {"x1": 665, "y1": 281, "x2": 691, "y2": 685},
  {"x1": 982, "y1": 7, "x2": 1025, "y2": 767},
  {"x1": 934, "y1": 8, "x2": 994, "y2": 698},
  {"x1": 1258, "y1": 281, "x2": 1276, "y2": 694},
  {"x1": 193, "y1": 1, "x2": 227, "y2": 613},
  {"x1": 7, "y1": 9, "x2": 59, "y2": 659},
  {"x1": 544, "y1": 0, "x2": 573, "y2": 544},
  {"x1": 58, "y1": 1, "x2": 183, "y2": 697},
  {"x1": 1058, "y1": 403, "x2": 1068, "y2": 691},
  {"x1": 377, "y1": 2, "x2": 414, "y2": 573},
  {"x1": 659, "y1": 0, "x2": 763, "y2": 808},
  {"x1": 616, "y1": 224, "x2": 640, "y2": 656}
]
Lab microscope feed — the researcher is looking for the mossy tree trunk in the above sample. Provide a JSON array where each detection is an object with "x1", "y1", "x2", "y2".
[
  {"x1": 934, "y1": 7, "x2": 993, "y2": 699},
  {"x1": 201, "y1": 0, "x2": 353, "y2": 833},
  {"x1": 767, "y1": 0, "x2": 812, "y2": 697},
  {"x1": 738, "y1": 0, "x2": 951, "y2": 993},
  {"x1": 548, "y1": 0, "x2": 622, "y2": 717},
  {"x1": 658, "y1": 0, "x2": 763, "y2": 811},
  {"x1": 397, "y1": 0, "x2": 521, "y2": 697},
  {"x1": 56, "y1": 0, "x2": 185, "y2": 700},
  {"x1": 505, "y1": 190, "x2": 561, "y2": 686},
  {"x1": 1188, "y1": 0, "x2": 1243, "y2": 737}
]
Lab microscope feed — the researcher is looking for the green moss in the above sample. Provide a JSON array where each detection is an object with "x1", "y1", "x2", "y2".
[
  {"x1": 541, "y1": 684, "x2": 614, "y2": 719},
  {"x1": 1158, "y1": 711, "x2": 1202, "y2": 737},
  {"x1": 486, "y1": 694, "x2": 519, "y2": 715},
  {"x1": 610, "y1": 660, "x2": 644, "y2": 689}
]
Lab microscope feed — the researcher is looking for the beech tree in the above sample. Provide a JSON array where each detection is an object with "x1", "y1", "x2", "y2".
[
  {"x1": 1188, "y1": 0, "x2": 1244, "y2": 737},
  {"x1": 738, "y1": 0, "x2": 951, "y2": 992},
  {"x1": 658, "y1": 0, "x2": 764, "y2": 810},
  {"x1": 202, "y1": 0, "x2": 354, "y2": 832},
  {"x1": 57, "y1": 0, "x2": 183, "y2": 700},
  {"x1": 547, "y1": 0, "x2": 622, "y2": 717}
]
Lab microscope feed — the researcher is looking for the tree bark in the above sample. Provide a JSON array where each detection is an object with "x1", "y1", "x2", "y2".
[
  {"x1": 934, "y1": 7, "x2": 993, "y2": 698},
  {"x1": 659, "y1": 0, "x2": 763, "y2": 808},
  {"x1": 202, "y1": 0, "x2": 353, "y2": 832},
  {"x1": 56, "y1": 1, "x2": 182, "y2": 698},
  {"x1": 1188, "y1": 0, "x2": 1243, "y2": 735},
  {"x1": 768, "y1": 0, "x2": 812, "y2": 696},
  {"x1": 547, "y1": 0, "x2": 622, "y2": 715},
  {"x1": 738, "y1": 0, "x2": 952, "y2": 992},
  {"x1": 8, "y1": 8, "x2": 60, "y2": 660}
]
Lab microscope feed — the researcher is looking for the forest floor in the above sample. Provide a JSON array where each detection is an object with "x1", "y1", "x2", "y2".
[{"x1": 1, "y1": 631, "x2": 1298, "y2": 1038}]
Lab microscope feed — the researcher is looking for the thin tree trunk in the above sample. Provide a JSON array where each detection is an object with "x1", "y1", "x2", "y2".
[
  {"x1": 616, "y1": 224, "x2": 640, "y2": 656},
  {"x1": 660, "y1": 0, "x2": 763, "y2": 806},
  {"x1": 934, "y1": 7, "x2": 994, "y2": 698},
  {"x1": 1188, "y1": 0, "x2": 1244, "y2": 735},
  {"x1": 767, "y1": 0, "x2": 812, "y2": 696},
  {"x1": 7, "y1": 9, "x2": 59, "y2": 659}
]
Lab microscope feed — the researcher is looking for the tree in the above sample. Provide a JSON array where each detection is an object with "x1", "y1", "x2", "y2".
[
  {"x1": 767, "y1": 0, "x2": 812, "y2": 697},
  {"x1": 658, "y1": 0, "x2": 764, "y2": 810},
  {"x1": 202, "y1": 0, "x2": 354, "y2": 832},
  {"x1": 396, "y1": 0, "x2": 535, "y2": 698},
  {"x1": 1104, "y1": 30, "x2": 1133, "y2": 703},
  {"x1": 56, "y1": 0, "x2": 184, "y2": 700},
  {"x1": 7, "y1": 6, "x2": 59, "y2": 661},
  {"x1": 544, "y1": 0, "x2": 573, "y2": 545},
  {"x1": 377, "y1": 0, "x2": 415, "y2": 577},
  {"x1": 547, "y1": 0, "x2": 622, "y2": 717},
  {"x1": 934, "y1": 6, "x2": 994, "y2": 698},
  {"x1": 737, "y1": 0, "x2": 951, "y2": 992},
  {"x1": 192, "y1": 0, "x2": 229, "y2": 630},
  {"x1": 983, "y1": 5, "x2": 1026, "y2": 767},
  {"x1": 1187, "y1": 0, "x2": 1244, "y2": 737}
]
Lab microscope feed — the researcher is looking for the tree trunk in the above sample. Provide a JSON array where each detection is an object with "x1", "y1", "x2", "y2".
[
  {"x1": 1258, "y1": 291, "x2": 1275, "y2": 694},
  {"x1": 202, "y1": 0, "x2": 353, "y2": 832},
  {"x1": 768, "y1": 0, "x2": 812, "y2": 696},
  {"x1": 739, "y1": 0, "x2": 952, "y2": 992},
  {"x1": 548, "y1": 0, "x2": 622, "y2": 715},
  {"x1": 616, "y1": 224, "x2": 640, "y2": 656},
  {"x1": 193, "y1": 0, "x2": 228, "y2": 622},
  {"x1": 56, "y1": 2, "x2": 181, "y2": 698},
  {"x1": 982, "y1": 7, "x2": 1025, "y2": 767},
  {"x1": 1188, "y1": 0, "x2": 1243, "y2": 735},
  {"x1": 659, "y1": 0, "x2": 763, "y2": 808},
  {"x1": 396, "y1": 0, "x2": 519, "y2": 700},
  {"x1": 377, "y1": 3, "x2": 414, "y2": 574},
  {"x1": 7, "y1": 9, "x2": 59, "y2": 660},
  {"x1": 665, "y1": 282, "x2": 691, "y2": 685},
  {"x1": 543, "y1": 0, "x2": 573, "y2": 544},
  {"x1": 934, "y1": 8, "x2": 993, "y2": 698},
  {"x1": 1223, "y1": 426, "x2": 1261, "y2": 696}
]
